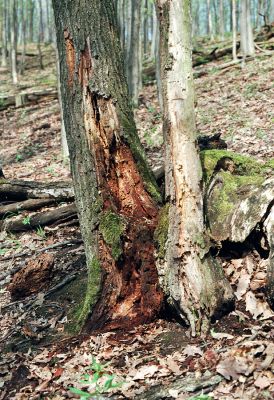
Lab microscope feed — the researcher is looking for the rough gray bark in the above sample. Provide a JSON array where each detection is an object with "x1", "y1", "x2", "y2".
[
  {"x1": 157, "y1": 0, "x2": 233, "y2": 335},
  {"x1": 52, "y1": 0, "x2": 163, "y2": 331}
]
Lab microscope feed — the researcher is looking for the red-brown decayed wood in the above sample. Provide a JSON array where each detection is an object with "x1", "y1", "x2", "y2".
[
  {"x1": 8, "y1": 253, "x2": 54, "y2": 299},
  {"x1": 64, "y1": 29, "x2": 75, "y2": 87}
]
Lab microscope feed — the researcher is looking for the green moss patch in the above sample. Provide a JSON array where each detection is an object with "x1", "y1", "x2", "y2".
[
  {"x1": 201, "y1": 149, "x2": 273, "y2": 185},
  {"x1": 99, "y1": 211, "x2": 126, "y2": 261},
  {"x1": 154, "y1": 204, "x2": 169, "y2": 258}
]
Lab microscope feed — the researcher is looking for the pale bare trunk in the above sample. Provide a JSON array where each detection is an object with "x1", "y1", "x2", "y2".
[
  {"x1": 207, "y1": 0, "x2": 213, "y2": 40},
  {"x1": 127, "y1": 0, "x2": 142, "y2": 106},
  {"x1": 157, "y1": 0, "x2": 233, "y2": 334},
  {"x1": 1, "y1": 0, "x2": 7, "y2": 67},
  {"x1": 38, "y1": 0, "x2": 44, "y2": 69},
  {"x1": 219, "y1": 0, "x2": 224, "y2": 40},
  {"x1": 240, "y1": 0, "x2": 255, "y2": 57},
  {"x1": 150, "y1": 3, "x2": 157, "y2": 59},
  {"x1": 10, "y1": 0, "x2": 18, "y2": 84},
  {"x1": 20, "y1": 0, "x2": 26, "y2": 75},
  {"x1": 232, "y1": 0, "x2": 238, "y2": 60}
]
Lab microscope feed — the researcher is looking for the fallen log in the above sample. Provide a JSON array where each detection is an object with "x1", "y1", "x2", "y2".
[
  {"x1": 193, "y1": 42, "x2": 240, "y2": 67},
  {"x1": 1, "y1": 203, "x2": 77, "y2": 232},
  {"x1": 0, "y1": 180, "x2": 74, "y2": 202},
  {"x1": 0, "y1": 198, "x2": 58, "y2": 218},
  {"x1": 0, "y1": 89, "x2": 58, "y2": 111}
]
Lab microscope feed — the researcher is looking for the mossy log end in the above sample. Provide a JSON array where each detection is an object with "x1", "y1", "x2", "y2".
[{"x1": 202, "y1": 150, "x2": 274, "y2": 308}]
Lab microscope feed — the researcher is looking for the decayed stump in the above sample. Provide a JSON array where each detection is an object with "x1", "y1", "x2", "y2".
[
  {"x1": 8, "y1": 253, "x2": 54, "y2": 300},
  {"x1": 202, "y1": 150, "x2": 274, "y2": 307}
]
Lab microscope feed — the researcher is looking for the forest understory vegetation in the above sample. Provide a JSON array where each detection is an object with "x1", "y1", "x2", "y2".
[{"x1": 0, "y1": 29, "x2": 274, "y2": 399}]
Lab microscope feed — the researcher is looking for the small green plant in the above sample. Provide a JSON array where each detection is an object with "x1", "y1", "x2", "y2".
[
  {"x1": 0, "y1": 248, "x2": 9, "y2": 256},
  {"x1": 189, "y1": 394, "x2": 213, "y2": 400},
  {"x1": 69, "y1": 357, "x2": 123, "y2": 399},
  {"x1": 36, "y1": 226, "x2": 46, "y2": 239},
  {"x1": 15, "y1": 154, "x2": 23, "y2": 162},
  {"x1": 46, "y1": 165, "x2": 58, "y2": 176},
  {"x1": 22, "y1": 215, "x2": 31, "y2": 225}
]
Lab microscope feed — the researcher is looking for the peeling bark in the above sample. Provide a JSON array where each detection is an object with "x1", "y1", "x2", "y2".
[
  {"x1": 52, "y1": 0, "x2": 162, "y2": 330},
  {"x1": 157, "y1": 0, "x2": 233, "y2": 334}
]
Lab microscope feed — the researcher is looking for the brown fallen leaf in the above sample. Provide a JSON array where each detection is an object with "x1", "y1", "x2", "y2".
[
  {"x1": 254, "y1": 374, "x2": 271, "y2": 389},
  {"x1": 216, "y1": 355, "x2": 254, "y2": 380}
]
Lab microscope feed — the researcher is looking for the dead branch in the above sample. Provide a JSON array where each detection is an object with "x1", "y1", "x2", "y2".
[{"x1": 1, "y1": 204, "x2": 77, "y2": 232}]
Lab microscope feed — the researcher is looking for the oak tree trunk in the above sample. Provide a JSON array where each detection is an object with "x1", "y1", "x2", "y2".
[
  {"x1": 52, "y1": 0, "x2": 163, "y2": 331},
  {"x1": 157, "y1": 0, "x2": 234, "y2": 335}
]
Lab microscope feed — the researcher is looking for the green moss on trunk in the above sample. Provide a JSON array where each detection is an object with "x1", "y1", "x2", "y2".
[
  {"x1": 99, "y1": 211, "x2": 126, "y2": 260},
  {"x1": 68, "y1": 256, "x2": 101, "y2": 333}
]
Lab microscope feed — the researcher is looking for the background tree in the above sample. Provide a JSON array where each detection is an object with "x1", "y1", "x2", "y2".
[{"x1": 240, "y1": 0, "x2": 255, "y2": 57}]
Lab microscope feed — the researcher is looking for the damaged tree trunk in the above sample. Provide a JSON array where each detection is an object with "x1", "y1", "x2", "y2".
[
  {"x1": 157, "y1": 0, "x2": 234, "y2": 334},
  {"x1": 52, "y1": 0, "x2": 163, "y2": 331}
]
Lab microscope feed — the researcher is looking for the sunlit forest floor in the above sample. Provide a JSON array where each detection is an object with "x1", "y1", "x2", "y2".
[{"x1": 0, "y1": 42, "x2": 274, "y2": 399}]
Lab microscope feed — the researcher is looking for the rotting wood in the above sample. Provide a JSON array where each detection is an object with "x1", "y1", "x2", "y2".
[{"x1": 8, "y1": 253, "x2": 55, "y2": 300}]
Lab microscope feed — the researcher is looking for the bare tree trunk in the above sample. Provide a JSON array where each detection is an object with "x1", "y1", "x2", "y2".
[
  {"x1": 38, "y1": 0, "x2": 44, "y2": 69},
  {"x1": 143, "y1": 0, "x2": 148, "y2": 56},
  {"x1": 150, "y1": 2, "x2": 157, "y2": 59},
  {"x1": 219, "y1": 0, "x2": 224, "y2": 40},
  {"x1": 207, "y1": 0, "x2": 213, "y2": 40},
  {"x1": 127, "y1": 0, "x2": 142, "y2": 106},
  {"x1": 1, "y1": 0, "x2": 8, "y2": 67},
  {"x1": 52, "y1": 0, "x2": 162, "y2": 331},
  {"x1": 10, "y1": 0, "x2": 18, "y2": 84},
  {"x1": 240, "y1": 0, "x2": 255, "y2": 57},
  {"x1": 28, "y1": 0, "x2": 34, "y2": 42},
  {"x1": 232, "y1": 0, "x2": 238, "y2": 60},
  {"x1": 157, "y1": 0, "x2": 233, "y2": 335},
  {"x1": 19, "y1": 0, "x2": 27, "y2": 75}
]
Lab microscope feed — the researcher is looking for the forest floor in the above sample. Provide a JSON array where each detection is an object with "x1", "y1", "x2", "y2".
[{"x1": 0, "y1": 41, "x2": 274, "y2": 400}]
